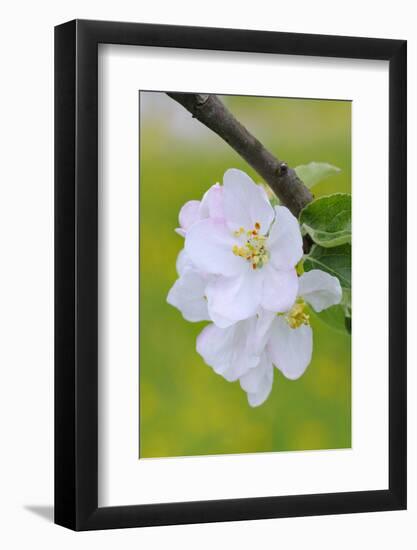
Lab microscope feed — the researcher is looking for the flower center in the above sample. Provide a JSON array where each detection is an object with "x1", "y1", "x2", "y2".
[
  {"x1": 284, "y1": 299, "x2": 310, "y2": 329},
  {"x1": 232, "y1": 222, "x2": 269, "y2": 270}
]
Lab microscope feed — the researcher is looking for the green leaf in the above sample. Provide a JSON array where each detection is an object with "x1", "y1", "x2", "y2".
[
  {"x1": 299, "y1": 193, "x2": 351, "y2": 248},
  {"x1": 304, "y1": 243, "x2": 351, "y2": 334},
  {"x1": 295, "y1": 162, "x2": 341, "y2": 189},
  {"x1": 303, "y1": 243, "x2": 351, "y2": 291},
  {"x1": 309, "y1": 304, "x2": 348, "y2": 334}
]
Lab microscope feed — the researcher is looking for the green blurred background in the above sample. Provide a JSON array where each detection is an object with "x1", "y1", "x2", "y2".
[{"x1": 139, "y1": 93, "x2": 351, "y2": 458}]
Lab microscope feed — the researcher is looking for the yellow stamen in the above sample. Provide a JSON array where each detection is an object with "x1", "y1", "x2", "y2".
[
  {"x1": 285, "y1": 300, "x2": 310, "y2": 329},
  {"x1": 232, "y1": 223, "x2": 269, "y2": 269}
]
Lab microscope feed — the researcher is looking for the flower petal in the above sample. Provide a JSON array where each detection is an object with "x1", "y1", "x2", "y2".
[
  {"x1": 240, "y1": 352, "x2": 272, "y2": 392},
  {"x1": 199, "y1": 183, "x2": 224, "y2": 220},
  {"x1": 166, "y1": 268, "x2": 210, "y2": 322},
  {"x1": 241, "y1": 352, "x2": 274, "y2": 407},
  {"x1": 175, "y1": 227, "x2": 186, "y2": 238},
  {"x1": 253, "y1": 308, "x2": 276, "y2": 353},
  {"x1": 196, "y1": 318, "x2": 259, "y2": 382},
  {"x1": 268, "y1": 206, "x2": 303, "y2": 269},
  {"x1": 223, "y1": 169, "x2": 274, "y2": 234},
  {"x1": 185, "y1": 218, "x2": 242, "y2": 276},
  {"x1": 247, "y1": 388, "x2": 271, "y2": 408},
  {"x1": 178, "y1": 200, "x2": 201, "y2": 232},
  {"x1": 176, "y1": 248, "x2": 193, "y2": 276},
  {"x1": 206, "y1": 267, "x2": 264, "y2": 325},
  {"x1": 261, "y1": 265, "x2": 299, "y2": 313},
  {"x1": 267, "y1": 316, "x2": 313, "y2": 380},
  {"x1": 207, "y1": 305, "x2": 237, "y2": 329},
  {"x1": 298, "y1": 269, "x2": 342, "y2": 312}
]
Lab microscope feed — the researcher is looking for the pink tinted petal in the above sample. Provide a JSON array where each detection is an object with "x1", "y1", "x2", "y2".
[
  {"x1": 261, "y1": 265, "x2": 299, "y2": 313},
  {"x1": 196, "y1": 319, "x2": 259, "y2": 382},
  {"x1": 298, "y1": 269, "x2": 342, "y2": 312},
  {"x1": 199, "y1": 183, "x2": 224, "y2": 220},
  {"x1": 268, "y1": 206, "x2": 303, "y2": 270},
  {"x1": 185, "y1": 218, "x2": 241, "y2": 276},
  {"x1": 267, "y1": 316, "x2": 313, "y2": 380},
  {"x1": 206, "y1": 267, "x2": 264, "y2": 324},
  {"x1": 223, "y1": 169, "x2": 274, "y2": 234},
  {"x1": 178, "y1": 200, "x2": 201, "y2": 231}
]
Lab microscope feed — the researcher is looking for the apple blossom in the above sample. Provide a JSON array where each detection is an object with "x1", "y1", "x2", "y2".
[
  {"x1": 196, "y1": 269, "x2": 342, "y2": 406},
  {"x1": 166, "y1": 169, "x2": 344, "y2": 408},
  {"x1": 261, "y1": 269, "x2": 342, "y2": 381},
  {"x1": 185, "y1": 169, "x2": 303, "y2": 327}
]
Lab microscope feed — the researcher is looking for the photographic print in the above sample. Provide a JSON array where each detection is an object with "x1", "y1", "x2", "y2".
[
  {"x1": 55, "y1": 21, "x2": 406, "y2": 530},
  {"x1": 139, "y1": 91, "x2": 351, "y2": 459}
]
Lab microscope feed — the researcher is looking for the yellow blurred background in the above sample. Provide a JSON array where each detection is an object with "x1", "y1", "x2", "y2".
[{"x1": 139, "y1": 92, "x2": 351, "y2": 458}]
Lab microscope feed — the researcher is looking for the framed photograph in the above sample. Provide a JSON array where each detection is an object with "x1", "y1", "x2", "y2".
[{"x1": 55, "y1": 19, "x2": 406, "y2": 530}]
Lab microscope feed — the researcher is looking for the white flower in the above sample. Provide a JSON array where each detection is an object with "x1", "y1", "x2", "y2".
[
  {"x1": 167, "y1": 169, "x2": 344, "y2": 408},
  {"x1": 256, "y1": 269, "x2": 343, "y2": 382},
  {"x1": 196, "y1": 269, "x2": 342, "y2": 407},
  {"x1": 175, "y1": 183, "x2": 224, "y2": 237},
  {"x1": 185, "y1": 169, "x2": 303, "y2": 327}
]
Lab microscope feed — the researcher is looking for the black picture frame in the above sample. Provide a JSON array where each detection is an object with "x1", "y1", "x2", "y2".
[{"x1": 55, "y1": 19, "x2": 407, "y2": 531}]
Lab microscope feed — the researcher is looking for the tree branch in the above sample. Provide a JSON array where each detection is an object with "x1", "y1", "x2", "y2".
[{"x1": 166, "y1": 92, "x2": 313, "y2": 217}]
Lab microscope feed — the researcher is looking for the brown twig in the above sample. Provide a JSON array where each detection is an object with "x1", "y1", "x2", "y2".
[{"x1": 166, "y1": 92, "x2": 313, "y2": 217}]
